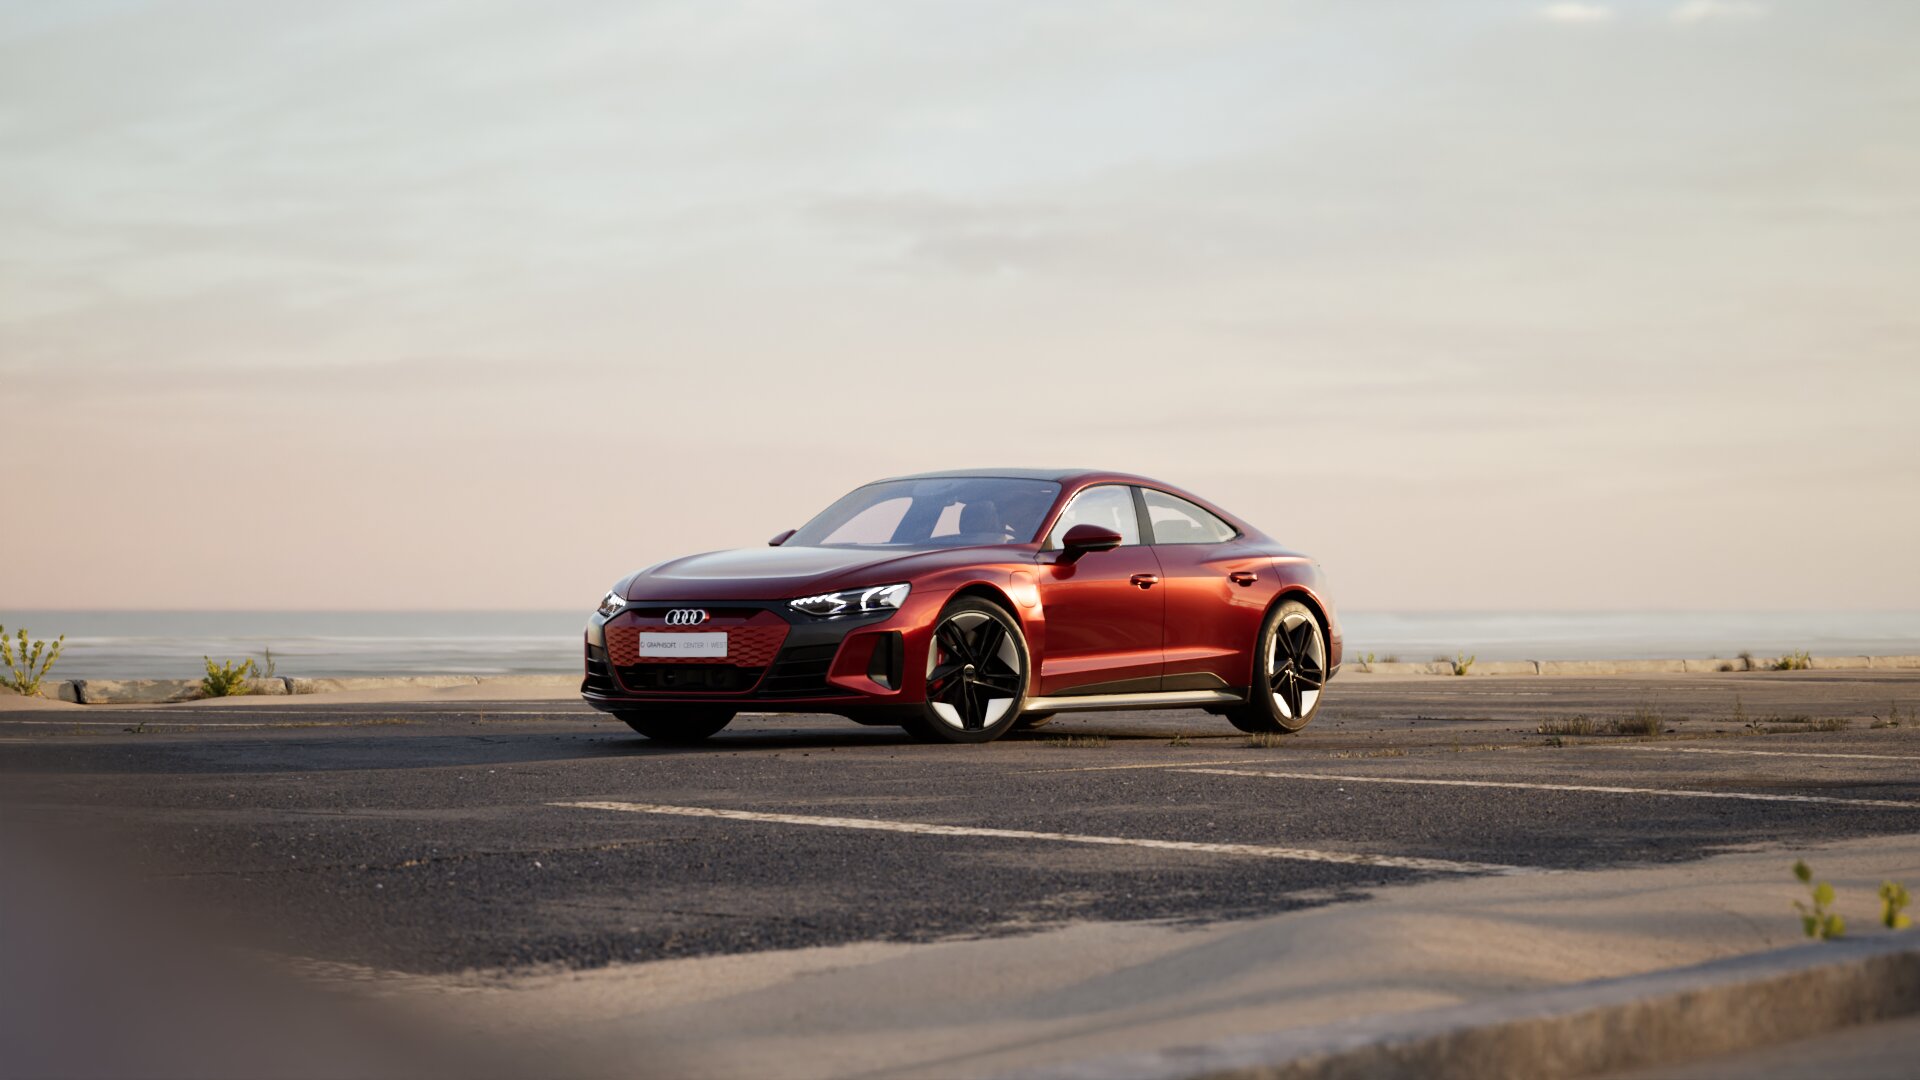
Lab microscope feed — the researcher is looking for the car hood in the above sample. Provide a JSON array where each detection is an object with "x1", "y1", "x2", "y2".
[{"x1": 622, "y1": 545, "x2": 1016, "y2": 602}]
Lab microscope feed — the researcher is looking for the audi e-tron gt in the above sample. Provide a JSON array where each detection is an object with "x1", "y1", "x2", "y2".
[{"x1": 584, "y1": 470, "x2": 1340, "y2": 744}]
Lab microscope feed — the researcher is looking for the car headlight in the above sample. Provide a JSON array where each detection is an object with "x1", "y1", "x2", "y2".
[
  {"x1": 789, "y1": 583, "x2": 910, "y2": 618},
  {"x1": 596, "y1": 590, "x2": 628, "y2": 619}
]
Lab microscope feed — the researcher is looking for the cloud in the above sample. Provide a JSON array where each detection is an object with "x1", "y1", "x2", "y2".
[
  {"x1": 1670, "y1": 1, "x2": 1766, "y2": 22},
  {"x1": 1537, "y1": 3, "x2": 1614, "y2": 23}
]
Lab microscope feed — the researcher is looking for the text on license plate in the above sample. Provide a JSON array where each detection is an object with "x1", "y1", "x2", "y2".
[{"x1": 638, "y1": 632, "x2": 728, "y2": 658}]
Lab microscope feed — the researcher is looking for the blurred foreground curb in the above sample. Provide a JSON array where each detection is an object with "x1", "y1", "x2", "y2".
[{"x1": 1012, "y1": 934, "x2": 1920, "y2": 1080}]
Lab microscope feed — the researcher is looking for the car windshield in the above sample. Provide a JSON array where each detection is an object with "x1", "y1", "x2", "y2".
[{"x1": 787, "y1": 477, "x2": 1061, "y2": 549}]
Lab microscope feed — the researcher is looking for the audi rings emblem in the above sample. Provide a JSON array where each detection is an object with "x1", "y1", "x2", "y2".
[{"x1": 664, "y1": 609, "x2": 709, "y2": 626}]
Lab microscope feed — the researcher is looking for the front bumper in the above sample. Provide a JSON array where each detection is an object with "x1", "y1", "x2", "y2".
[{"x1": 581, "y1": 600, "x2": 912, "y2": 716}]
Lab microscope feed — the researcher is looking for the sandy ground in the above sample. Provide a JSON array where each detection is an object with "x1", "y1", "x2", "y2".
[
  {"x1": 341, "y1": 832, "x2": 1920, "y2": 1079},
  {"x1": 0, "y1": 689, "x2": 82, "y2": 711},
  {"x1": 0, "y1": 678, "x2": 582, "y2": 711}
]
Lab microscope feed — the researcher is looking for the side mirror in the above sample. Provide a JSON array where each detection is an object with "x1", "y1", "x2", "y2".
[
  {"x1": 769, "y1": 529, "x2": 797, "y2": 547},
  {"x1": 1058, "y1": 523, "x2": 1122, "y2": 563}
]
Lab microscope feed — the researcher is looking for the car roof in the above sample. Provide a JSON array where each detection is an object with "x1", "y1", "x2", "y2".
[{"x1": 879, "y1": 468, "x2": 1164, "y2": 487}]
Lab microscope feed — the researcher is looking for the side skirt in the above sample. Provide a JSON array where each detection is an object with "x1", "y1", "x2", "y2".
[{"x1": 1021, "y1": 689, "x2": 1245, "y2": 714}]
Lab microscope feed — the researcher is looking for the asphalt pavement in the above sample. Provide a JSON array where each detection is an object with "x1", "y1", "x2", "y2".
[{"x1": 5, "y1": 670, "x2": 1918, "y2": 978}]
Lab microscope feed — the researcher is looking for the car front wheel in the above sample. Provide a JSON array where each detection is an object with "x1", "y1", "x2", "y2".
[{"x1": 905, "y1": 598, "x2": 1029, "y2": 744}]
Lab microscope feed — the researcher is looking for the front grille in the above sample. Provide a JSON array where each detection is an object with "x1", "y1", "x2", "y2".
[
  {"x1": 605, "y1": 612, "x2": 788, "y2": 668},
  {"x1": 615, "y1": 664, "x2": 767, "y2": 693},
  {"x1": 759, "y1": 643, "x2": 842, "y2": 697}
]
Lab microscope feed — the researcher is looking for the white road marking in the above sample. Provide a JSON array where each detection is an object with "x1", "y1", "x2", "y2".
[
  {"x1": 0, "y1": 709, "x2": 584, "y2": 727},
  {"x1": 1602, "y1": 745, "x2": 1920, "y2": 764},
  {"x1": 554, "y1": 801, "x2": 1536, "y2": 875},
  {"x1": 0, "y1": 719, "x2": 287, "y2": 728},
  {"x1": 1018, "y1": 757, "x2": 1279, "y2": 775},
  {"x1": 1183, "y1": 768, "x2": 1920, "y2": 809}
]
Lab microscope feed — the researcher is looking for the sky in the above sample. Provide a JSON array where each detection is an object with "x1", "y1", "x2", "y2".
[{"x1": 3, "y1": 0, "x2": 1916, "y2": 612}]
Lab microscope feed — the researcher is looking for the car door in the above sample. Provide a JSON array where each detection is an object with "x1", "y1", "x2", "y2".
[
  {"x1": 1140, "y1": 487, "x2": 1271, "y2": 694},
  {"x1": 1034, "y1": 484, "x2": 1164, "y2": 696}
]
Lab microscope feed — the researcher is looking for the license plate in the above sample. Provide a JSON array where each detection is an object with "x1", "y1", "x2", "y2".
[{"x1": 638, "y1": 632, "x2": 728, "y2": 658}]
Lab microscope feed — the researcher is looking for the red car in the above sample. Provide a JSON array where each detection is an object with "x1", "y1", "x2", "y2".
[{"x1": 584, "y1": 470, "x2": 1340, "y2": 744}]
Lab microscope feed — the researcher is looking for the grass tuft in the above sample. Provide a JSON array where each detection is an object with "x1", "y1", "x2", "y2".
[
  {"x1": 1, "y1": 625, "x2": 66, "y2": 697},
  {"x1": 1043, "y1": 735, "x2": 1109, "y2": 749},
  {"x1": 200, "y1": 657, "x2": 258, "y2": 698},
  {"x1": 1609, "y1": 704, "x2": 1665, "y2": 737},
  {"x1": 1537, "y1": 715, "x2": 1597, "y2": 737},
  {"x1": 1246, "y1": 731, "x2": 1290, "y2": 749}
]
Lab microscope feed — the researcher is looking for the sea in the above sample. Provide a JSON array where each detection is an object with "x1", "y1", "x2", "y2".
[{"x1": 8, "y1": 610, "x2": 1920, "y2": 681}]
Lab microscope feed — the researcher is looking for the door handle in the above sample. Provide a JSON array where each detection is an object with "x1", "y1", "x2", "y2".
[
  {"x1": 1228, "y1": 571, "x2": 1259, "y2": 586},
  {"x1": 1129, "y1": 573, "x2": 1160, "y2": 589}
]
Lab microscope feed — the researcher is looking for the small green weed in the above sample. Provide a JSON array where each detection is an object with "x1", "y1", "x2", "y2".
[
  {"x1": 1167, "y1": 731, "x2": 1190, "y2": 747},
  {"x1": 1794, "y1": 861, "x2": 1845, "y2": 940},
  {"x1": 1043, "y1": 735, "x2": 1108, "y2": 749},
  {"x1": 1774, "y1": 650, "x2": 1813, "y2": 671},
  {"x1": 1538, "y1": 716, "x2": 1596, "y2": 737},
  {"x1": 1543, "y1": 736, "x2": 1564, "y2": 748},
  {"x1": 1882, "y1": 881, "x2": 1913, "y2": 930},
  {"x1": 1450, "y1": 652, "x2": 1475, "y2": 677},
  {"x1": 1, "y1": 625, "x2": 66, "y2": 697},
  {"x1": 200, "y1": 656, "x2": 258, "y2": 697},
  {"x1": 258, "y1": 646, "x2": 277, "y2": 679}
]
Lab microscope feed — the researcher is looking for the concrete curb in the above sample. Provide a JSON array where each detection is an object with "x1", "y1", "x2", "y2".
[
  {"x1": 44, "y1": 673, "x2": 583, "y2": 703},
  {"x1": 1011, "y1": 934, "x2": 1920, "y2": 1080},
  {"x1": 66, "y1": 677, "x2": 289, "y2": 704},
  {"x1": 287, "y1": 675, "x2": 481, "y2": 695}
]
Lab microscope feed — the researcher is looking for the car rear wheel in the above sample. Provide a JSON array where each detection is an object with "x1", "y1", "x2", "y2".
[
  {"x1": 905, "y1": 598, "x2": 1028, "y2": 744},
  {"x1": 1225, "y1": 599, "x2": 1327, "y2": 734},
  {"x1": 615, "y1": 708, "x2": 735, "y2": 744}
]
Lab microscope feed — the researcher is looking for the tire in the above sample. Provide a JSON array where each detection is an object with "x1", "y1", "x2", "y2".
[
  {"x1": 1224, "y1": 599, "x2": 1328, "y2": 735},
  {"x1": 903, "y1": 598, "x2": 1030, "y2": 744},
  {"x1": 615, "y1": 708, "x2": 735, "y2": 744},
  {"x1": 1013, "y1": 711, "x2": 1056, "y2": 730}
]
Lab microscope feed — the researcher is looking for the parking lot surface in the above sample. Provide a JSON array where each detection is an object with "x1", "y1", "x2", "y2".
[{"x1": 5, "y1": 671, "x2": 1919, "y2": 1076}]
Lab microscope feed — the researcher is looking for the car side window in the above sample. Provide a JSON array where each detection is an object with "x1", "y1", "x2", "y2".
[
  {"x1": 1047, "y1": 485, "x2": 1142, "y2": 548},
  {"x1": 1142, "y1": 489, "x2": 1237, "y2": 545}
]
